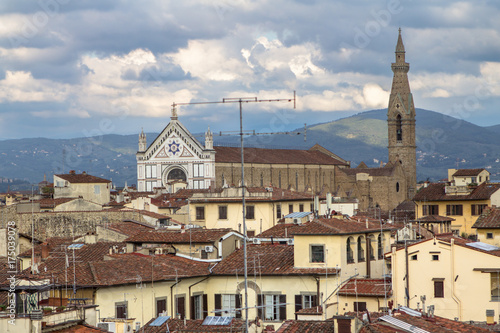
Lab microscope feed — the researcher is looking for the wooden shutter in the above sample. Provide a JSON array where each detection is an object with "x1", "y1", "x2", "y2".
[
  {"x1": 214, "y1": 294, "x2": 221, "y2": 316},
  {"x1": 434, "y1": 281, "x2": 444, "y2": 298},
  {"x1": 156, "y1": 299, "x2": 166, "y2": 316},
  {"x1": 312, "y1": 295, "x2": 318, "y2": 307},
  {"x1": 190, "y1": 296, "x2": 195, "y2": 319},
  {"x1": 279, "y1": 295, "x2": 287, "y2": 321},
  {"x1": 257, "y1": 295, "x2": 263, "y2": 319},
  {"x1": 235, "y1": 294, "x2": 242, "y2": 319},
  {"x1": 177, "y1": 296, "x2": 185, "y2": 319},
  {"x1": 337, "y1": 318, "x2": 351, "y2": 333},
  {"x1": 295, "y1": 295, "x2": 302, "y2": 314},
  {"x1": 203, "y1": 294, "x2": 208, "y2": 319}
]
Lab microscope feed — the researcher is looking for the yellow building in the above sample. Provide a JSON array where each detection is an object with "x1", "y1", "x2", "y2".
[
  {"x1": 413, "y1": 182, "x2": 500, "y2": 236},
  {"x1": 187, "y1": 187, "x2": 318, "y2": 236},
  {"x1": 387, "y1": 235, "x2": 500, "y2": 321},
  {"x1": 473, "y1": 206, "x2": 500, "y2": 246},
  {"x1": 448, "y1": 168, "x2": 490, "y2": 186},
  {"x1": 54, "y1": 171, "x2": 111, "y2": 205},
  {"x1": 337, "y1": 278, "x2": 391, "y2": 313}
]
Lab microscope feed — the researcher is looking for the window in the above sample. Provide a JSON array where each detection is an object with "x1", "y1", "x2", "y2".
[
  {"x1": 377, "y1": 234, "x2": 383, "y2": 259},
  {"x1": 258, "y1": 294, "x2": 286, "y2": 321},
  {"x1": 196, "y1": 207, "x2": 205, "y2": 220},
  {"x1": 190, "y1": 294, "x2": 207, "y2": 319},
  {"x1": 487, "y1": 233, "x2": 494, "y2": 239},
  {"x1": 396, "y1": 182, "x2": 400, "y2": 192},
  {"x1": 245, "y1": 206, "x2": 255, "y2": 220},
  {"x1": 193, "y1": 163, "x2": 204, "y2": 178},
  {"x1": 146, "y1": 165, "x2": 152, "y2": 178},
  {"x1": 434, "y1": 280, "x2": 444, "y2": 298},
  {"x1": 299, "y1": 204, "x2": 304, "y2": 212},
  {"x1": 411, "y1": 254, "x2": 418, "y2": 260},
  {"x1": 354, "y1": 302, "x2": 367, "y2": 312},
  {"x1": 156, "y1": 298, "x2": 167, "y2": 316},
  {"x1": 294, "y1": 294, "x2": 317, "y2": 313},
  {"x1": 446, "y1": 204, "x2": 463, "y2": 216},
  {"x1": 310, "y1": 203, "x2": 314, "y2": 213},
  {"x1": 115, "y1": 302, "x2": 127, "y2": 319},
  {"x1": 432, "y1": 254, "x2": 439, "y2": 261},
  {"x1": 368, "y1": 236, "x2": 375, "y2": 261},
  {"x1": 94, "y1": 185, "x2": 100, "y2": 194},
  {"x1": 423, "y1": 205, "x2": 439, "y2": 216},
  {"x1": 396, "y1": 114, "x2": 402, "y2": 141},
  {"x1": 357, "y1": 236, "x2": 365, "y2": 262},
  {"x1": 193, "y1": 180, "x2": 204, "y2": 189},
  {"x1": 260, "y1": 173, "x2": 263, "y2": 187},
  {"x1": 279, "y1": 171, "x2": 281, "y2": 188},
  {"x1": 346, "y1": 237, "x2": 354, "y2": 263},
  {"x1": 471, "y1": 204, "x2": 487, "y2": 216},
  {"x1": 215, "y1": 294, "x2": 241, "y2": 318},
  {"x1": 491, "y1": 273, "x2": 500, "y2": 301},
  {"x1": 276, "y1": 204, "x2": 282, "y2": 219},
  {"x1": 176, "y1": 296, "x2": 186, "y2": 319},
  {"x1": 218, "y1": 206, "x2": 228, "y2": 220},
  {"x1": 310, "y1": 245, "x2": 325, "y2": 263},
  {"x1": 247, "y1": 230, "x2": 255, "y2": 237},
  {"x1": 289, "y1": 204, "x2": 293, "y2": 214}
]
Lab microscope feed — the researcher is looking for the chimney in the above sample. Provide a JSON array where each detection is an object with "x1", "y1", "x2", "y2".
[
  {"x1": 41, "y1": 242, "x2": 50, "y2": 259},
  {"x1": 69, "y1": 170, "x2": 76, "y2": 175},
  {"x1": 82, "y1": 171, "x2": 87, "y2": 175}
]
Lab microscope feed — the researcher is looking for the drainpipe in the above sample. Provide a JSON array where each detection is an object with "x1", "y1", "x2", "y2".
[
  {"x1": 170, "y1": 279, "x2": 182, "y2": 318},
  {"x1": 450, "y1": 238, "x2": 462, "y2": 319}
]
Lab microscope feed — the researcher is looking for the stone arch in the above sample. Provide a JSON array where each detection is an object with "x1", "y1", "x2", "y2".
[{"x1": 236, "y1": 280, "x2": 261, "y2": 295}]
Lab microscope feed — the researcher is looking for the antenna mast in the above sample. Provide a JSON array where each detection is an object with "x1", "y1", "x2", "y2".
[{"x1": 173, "y1": 92, "x2": 295, "y2": 332}]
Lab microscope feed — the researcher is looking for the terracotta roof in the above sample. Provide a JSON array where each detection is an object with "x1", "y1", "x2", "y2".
[
  {"x1": 55, "y1": 173, "x2": 111, "y2": 184},
  {"x1": 211, "y1": 244, "x2": 339, "y2": 276},
  {"x1": 415, "y1": 215, "x2": 455, "y2": 223},
  {"x1": 0, "y1": 256, "x2": 21, "y2": 285},
  {"x1": 18, "y1": 237, "x2": 75, "y2": 257},
  {"x1": 413, "y1": 182, "x2": 500, "y2": 202},
  {"x1": 106, "y1": 220, "x2": 155, "y2": 236},
  {"x1": 338, "y1": 278, "x2": 391, "y2": 297},
  {"x1": 126, "y1": 228, "x2": 238, "y2": 244},
  {"x1": 452, "y1": 168, "x2": 486, "y2": 177},
  {"x1": 340, "y1": 163, "x2": 396, "y2": 177},
  {"x1": 49, "y1": 323, "x2": 109, "y2": 332},
  {"x1": 472, "y1": 206, "x2": 500, "y2": 229},
  {"x1": 276, "y1": 320, "x2": 335, "y2": 332},
  {"x1": 360, "y1": 310, "x2": 492, "y2": 333},
  {"x1": 140, "y1": 317, "x2": 246, "y2": 333},
  {"x1": 296, "y1": 306, "x2": 322, "y2": 315},
  {"x1": 214, "y1": 146, "x2": 348, "y2": 165}
]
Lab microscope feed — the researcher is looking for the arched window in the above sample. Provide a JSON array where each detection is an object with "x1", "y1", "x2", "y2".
[
  {"x1": 378, "y1": 233, "x2": 383, "y2": 259},
  {"x1": 260, "y1": 173, "x2": 263, "y2": 187},
  {"x1": 357, "y1": 236, "x2": 365, "y2": 262},
  {"x1": 396, "y1": 114, "x2": 402, "y2": 141},
  {"x1": 346, "y1": 237, "x2": 354, "y2": 263},
  {"x1": 279, "y1": 171, "x2": 281, "y2": 188},
  {"x1": 396, "y1": 182, "x2": 400, "y2": 192},
  {"x1": 295, "y1": 172, "x2": 298, "y2": 190},
  {"x1": 167, "y1": 168, "x2": 186, "y2": 182}
]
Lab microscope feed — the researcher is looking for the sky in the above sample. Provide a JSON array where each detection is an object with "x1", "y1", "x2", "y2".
[{"x1": 1, "y1": 0, "x2": 500, "y2": 140}]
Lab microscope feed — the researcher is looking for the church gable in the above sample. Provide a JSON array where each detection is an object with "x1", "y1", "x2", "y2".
[{"x1": 144, "y1": 121, "x2": 206, "y2": 161}]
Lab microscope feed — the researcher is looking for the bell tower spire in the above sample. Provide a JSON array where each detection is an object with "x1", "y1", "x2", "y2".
[{"x1": 387, "y1": 28, "x2": 416, "y2": 198}]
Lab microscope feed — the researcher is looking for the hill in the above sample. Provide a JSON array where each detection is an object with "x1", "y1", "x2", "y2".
[{"x1": 1, "y1": 108, "x2": 499, "y2": 190}]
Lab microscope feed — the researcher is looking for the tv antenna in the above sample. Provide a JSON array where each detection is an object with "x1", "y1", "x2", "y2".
[{"x1": 173, "y1": 92, "x2": 296, "y2": 333}]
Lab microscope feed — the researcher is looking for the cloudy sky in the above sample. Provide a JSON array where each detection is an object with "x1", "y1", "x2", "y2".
[{"x1": 1, "y1": 0, "x2": 500, "y2": 140}]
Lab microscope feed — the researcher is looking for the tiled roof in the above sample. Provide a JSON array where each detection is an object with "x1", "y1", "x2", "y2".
[
  {"x1": 452, "y1": 168, "x2": 485, "y2": 177},
  {"x1": 214, "y1": 146, "x2": 348, "y2": 165},
  {"x1": 18, "y1": 237, "x2": 75, "y2": 257},
  {"x1": 338, "y1": 278, "x2": 391, "y2": 297},
  {"x1": 258, "y1": 218, "x2": 394, "y2": 238},
  {"x1": 49, "y1": 323, "x2": 109, "y2": 332},
  {"x1": 126, "y1": 228, "x2": 237, "y2": 244},
  {"x1": 413, "y1": 182, "x2": 500, "y2": 202},
  {"x1": 140, "y1": 317, "x2": 246, "y2": 333},
  {"x1": 472, "y1": 206, "x2": 500, "y2": 229},
  {"x1": 276, "y1": 320, "x2": 335, "y2": 332},
  {"x1": 415, "y1": 215, "x2": 455, "y2": 223},
  {"x1": 211, "y1": 244, "x2": 338, "y2": 276},
  {"x1": 55, "y1": 173, "x2": 111, "y2": 184},
  {"x1": 296, "y1": 306, "x2": 322, "y2": 315},
  {"x1": 106, "y1": 220, "x2": 155, "y2": 236},
  {"x1": 0, "y1": 256, "x2": 21, "y2": 285},
  {"x1": 360, "y1": 311, "x2": 492, "y2": 333},
  {"x1": 340, "y1": 163, "x2": 396, "y2": 177}
]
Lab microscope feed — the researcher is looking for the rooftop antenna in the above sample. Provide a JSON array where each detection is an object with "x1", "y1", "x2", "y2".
[{"x1": 173, "y1": 92, "x2": 295, "y2": 332}]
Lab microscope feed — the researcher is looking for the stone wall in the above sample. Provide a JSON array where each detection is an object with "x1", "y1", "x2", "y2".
[{"x1": 0, "y1": 205, "x2": 149, "y2": 241}]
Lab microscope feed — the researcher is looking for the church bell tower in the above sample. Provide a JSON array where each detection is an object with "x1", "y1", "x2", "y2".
[{"x1": 387, "y1": 28, "x2": 417, "y2": 198}]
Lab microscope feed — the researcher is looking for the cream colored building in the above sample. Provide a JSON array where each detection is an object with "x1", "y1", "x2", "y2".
[
  {"x1": 54, "y1": 171, "x2": 111, "y2": 205},
  {"x1": 448, "y1": 168, "x2": 490, "y2": 186},
  {"x1": 473, "y1": 206, "x2": 500, "y2": 246},
  {"x1": 187, "y1": 187, "x2": 317, "y2": 236},
  {"x1": 387, "y1": 235, "x2": 500, "y2": 322}
]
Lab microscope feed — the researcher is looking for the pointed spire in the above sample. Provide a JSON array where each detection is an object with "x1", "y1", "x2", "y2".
[{"x1": 396, "y1": 27, "x2": 405, "y2": 53}]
